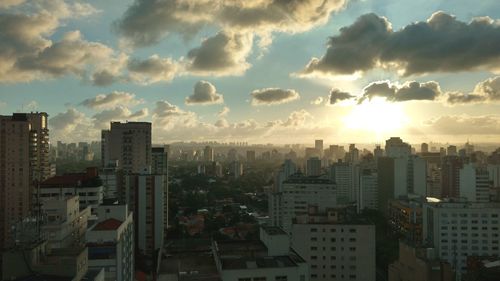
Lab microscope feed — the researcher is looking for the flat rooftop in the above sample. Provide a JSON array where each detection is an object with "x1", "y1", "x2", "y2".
[
  {"x1": 160, "y1": 239, "x2": 220, "y2": 281},
  {"x1": 261, "y1": 226, "x2": 287, "y2": 236},
  {"x1": 215, "y1": 240, "x2": 301, "y2": 270}
]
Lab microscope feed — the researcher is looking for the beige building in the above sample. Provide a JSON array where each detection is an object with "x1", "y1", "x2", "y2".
[
  {"x1": 101, "y1": 121, "x2": 152, "y2": 174},
  {"x1": 0, "y1": 112, "x2": 50, "y2": 251}
]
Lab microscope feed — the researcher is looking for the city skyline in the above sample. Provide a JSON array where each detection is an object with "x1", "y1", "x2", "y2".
[{"x1": 1, "y1": 0, "x2": 500, "y2": 144}]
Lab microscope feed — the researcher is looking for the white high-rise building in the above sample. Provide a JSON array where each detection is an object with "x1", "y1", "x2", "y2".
[
  {"x1": 122, "y1": 173, "x2": 165, "y2": 260},
  {"x1": 269, "y1": 172, "x2": 336, "y2": 233},
  {"x1": 358, "y1": 168, "x2": 378, "y2": 212},
  {"x1": 101, "y1": 122, "x2": 152, "y2": 174},
  {"x1": 459, "y1": 163, "x2": 491, "y2": 202},
  {"x1": 422, "y1": 201, "x2": 500, "y2": 276},
  {"x1": 315, "y1": 139, "x2": 324, "y2": 158},
  {"x1": 291, "y1": 206, "x2": 376, "y2": 281},
  {"x1": 87, "y1": 203, "x2": 134, "y2": 281},
  {"x1": 385, "y1": 137, "x2": 411, "y2": 158},
  {"x1": 329, "y1": 161, "x2": 358, "y2": 204}
]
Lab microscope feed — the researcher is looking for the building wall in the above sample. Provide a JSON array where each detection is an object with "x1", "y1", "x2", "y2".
[
  {"x1": 291, "y1": 224, "x2": 376, "y2": 281},
  {"x1": 423, "y1": 202, "x2": 500, "y2": 276}
]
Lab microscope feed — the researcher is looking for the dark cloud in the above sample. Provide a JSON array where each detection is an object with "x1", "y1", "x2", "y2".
[
  {"x1": 446, "y1": 76, "x2": 500, "y2": 104},
  {"x1": 251, "y1": 88, "x2": 300, "y2": 105},
  {"x1": 187, "y1": 31, "x2": 253, "y2": 76},
  {"x1": 329, "y1": 89, "x2": 354, "y2": 104},
  {"x1": 359, "y1": 80, "x2": 441, "y2": 103},
  {"x1": 185, "y1": 81, "x2": 223, "y2": 105},
  {"x1": 115, "y1": 0, "x2": 346, "y2": 48},
  {"x1": 303, "y1": 12, "x2": 500, "y2": 77},
  {"x1": 81, "y1": 91, "x2": 143, "y2": 110},
  {"x1": 127, "y1": 54, "x2": 177, "y2": 84}
]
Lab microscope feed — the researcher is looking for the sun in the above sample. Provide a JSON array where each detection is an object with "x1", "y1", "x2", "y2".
[{"x1": 342, "y1": 98, "x2": 408, "y2": 138}]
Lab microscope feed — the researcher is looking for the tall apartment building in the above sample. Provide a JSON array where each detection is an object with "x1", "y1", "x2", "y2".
[
  {"x1": 329, "y1": 160, "x2": 359, "y2": 204},
  {"x1": 441, "y1": 156, "x2": 466, "y2": 198},
  {"x1": 101, "y1": 121, "x2": 152, "y2": 174},
  {"x1": 422, "y1": 201, "x2": 500, "y2": 276},
  {"x1": 0, "y1": 112, "x2": 50, "y2": 251},
  {"x1": 203, "y1": 145, "x2": 214, "y2": 162},
  {"x1": 87, "y1": 203, "x2": 134, "y2": 281},
  {"x1": 152, "y1": 145, "x2": 169, "y2": 236},
  {"x1": 385, "y1": 137, "x2": 411, "y2": 158},
  {"x1": 459, "y1": 163, "x2": 492, "y2": 202},
  {"x1": 307, "y1": 157, "x2": 322, "y2": 176},
  {"x1": 122, "y1": 173, "x2": 165, "y2": 264},
  {"x1": 291, "y1": 206, "x2": 376, "y2": 281},
  {"x1": 315, "y1": 139, "x2": 324, "y2": 158},
  {"x1": 358, "y1": 167, "x2": 378, "y2": 211},
  {"x1": 269, "y1": 172, "x2": 337, "y2": 233}
]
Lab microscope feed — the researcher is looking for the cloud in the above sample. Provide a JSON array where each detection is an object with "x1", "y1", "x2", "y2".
[
  {"x1": 127, "y1": 54, "x2": 178, "y2": 84},
  {"x1": 80, "y1": 91, "x2": 144, "y2": 110},
  {"x1": 217, "y1": 106, "x2": 230, "y2": 117},
  {"x1": 329, "y1": 89, "x2": 355, "y2": 104},
  {"x1": 185, "y1": 81, "x2": 223, "y2": 105},
  {"x1": 0, "y1": 1, "x2": 112, "y2": 83},
  {"x1": 423, "y1": 115, "x2": 500, "y2": 135},
  {"x1": 311, "y1": 96, "x2": 324, "y2": 105},
  {"x1": 358, "y1": 80, "x2": 441, "y2": 103},
  {"x1": 302, "y1": 12, "x2": 500, "y2": 77},
  {"x1": 251, "y1": 88, "x2": 300, "y2": 105},
  {"x1": 446, "y1": 76, "x2": 500, "y2": 104},
  {"x1": 186, "y1": 31, "x2": 253, "y2": 76},
  {"x1": 281, "y1": 109, "x2": 312, "y2": 127},
  {"x1": 49, "y1": 108, "x2": 98, "y2": 142},
  {"x1": 115, "y1": 0, "x2": 347, "y2": 48},
  {"x1": 92, "y1": 106, "x2": 149, "y2": 128},
  {"x1": 0, "y1": 0, "x2": 25, "y2": 9}
]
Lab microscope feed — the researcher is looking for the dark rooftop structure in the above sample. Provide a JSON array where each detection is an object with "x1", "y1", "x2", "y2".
[
  {"x1": 41, "y1": 167, "x2": 101, "y2": 188},
  {"x1": 283, "y1": 172, "x2": 333, "y2": 184},
  {"x1": 159, "y1": 239, "x2": 221, "y2": 281},
  {"x1": 261, "y1": 226, "x2": 287, "y2": 236},
  {"x1": 215, "y1": 240, "x2": 304, "y2": 270}
]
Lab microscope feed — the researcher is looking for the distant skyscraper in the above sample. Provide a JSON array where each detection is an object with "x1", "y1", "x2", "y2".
[
  {"x1": 421, "y1": 143, "x2": 429, "y2": 153},
  {"x1": 459, "y1": 163, "x2": 491, "y2": 202},
  {"x1": 101, "y1": 122, "x2": 152, "y2": 174},
  {"x1": 203, "y1": 145, "x2": 214, "y2": 162},
  {"x1": 306, "y1": 157, "x2": 322, "y2": 176},
  {"x1": 447, "y1": 145, "x2": 457, "y2": 156},
  {"x1": 315, "y1": 139, "x2": 323, "y2": 157},
  {"x1": 0, "y1": 112, "x2": 50, "y2": 250},
  {"x1": 246, "y1": 150, "x2": 256, "y2": 162},
  {"x1": 385, "y1": 137, "x2": 411, "y2": 158}
]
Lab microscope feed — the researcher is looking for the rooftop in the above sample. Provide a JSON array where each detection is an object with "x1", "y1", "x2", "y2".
[
  {"x1": 92, "y1": 218, "x2": 123, "y2": 231},
  {"x1": 41, "y1": 168, "x2": 101, "y2": 188},
  {"x1": 262, "y1": 226, "x2": 287, "y2": 236},
  {"x1": 215, "y1": 240, "x2": 302, "y2": 270}
]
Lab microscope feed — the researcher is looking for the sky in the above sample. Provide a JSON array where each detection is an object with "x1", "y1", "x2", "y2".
[{"x1": 1, "y1": 0, "x2": 500, "y2": 145}]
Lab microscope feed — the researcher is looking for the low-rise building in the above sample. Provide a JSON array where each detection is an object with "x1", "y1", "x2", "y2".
[
  {"x1": 214, "y1": 226, "x2": 309, "y2": 281},
  {"x1": 41, "y1": 196, "x2": 90, "y2": 249},
  {"x1": 39, "y1": 167, "x2": 104, "y2": 214}
]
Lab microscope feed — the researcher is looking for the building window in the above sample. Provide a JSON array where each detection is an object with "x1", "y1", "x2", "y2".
[{"x1": 275, "y1": 276, "x2": 287, "y2": 281}]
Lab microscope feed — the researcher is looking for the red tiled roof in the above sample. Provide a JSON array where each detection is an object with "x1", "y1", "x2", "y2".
[{"x1": 93, "y1": 218, "x2": 123, "y2": 231}]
